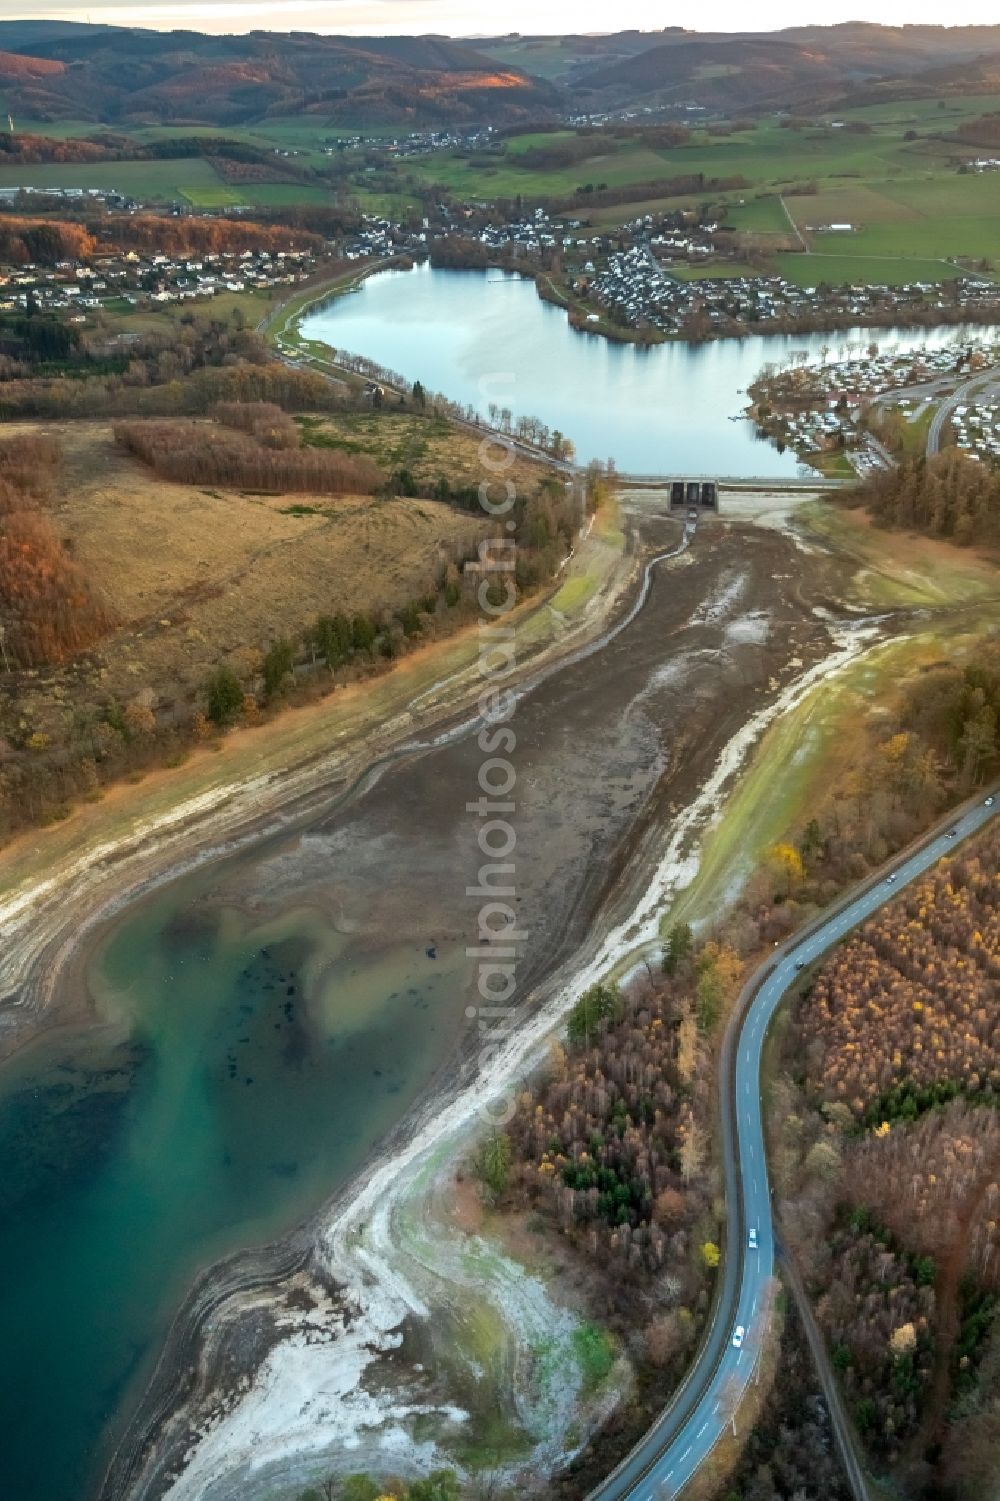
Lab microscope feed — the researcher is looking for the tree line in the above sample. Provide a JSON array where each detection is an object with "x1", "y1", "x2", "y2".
[
  {"x1": 0, "y1": 433, "x2": 111, "y2": 670},
  {"x1": 114, "y1": 416, "x2": 386, "y2": 495},
  {"x1": 0, "y1": 318, "x2": 350, "y2": 419},
  {"x1": 0, "y1": 216, "x2": 95, "y2": 266},
  {"x1": 552, "y1": 172, "x2": 750, "y2": 213},
  {"x1": 0, "y1": 131, "x2": 122, "y2": 165},
  {"x1": 956, "y1": 113, "x2": 1000, "y2": 149},
  {"x1": 88, "y1": 213, "x2": 323, "y2": 257},
  {"x1": 210, "y1": 400, "x2": 301, "y2": 447},
  {"x1": 0, "y1": 212, "x2": 322, "y2": 267},
  {"x1": 855, "y1": 449, "x2": 1000, "y2": 548}
]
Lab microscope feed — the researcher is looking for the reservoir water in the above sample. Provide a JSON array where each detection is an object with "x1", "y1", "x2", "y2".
[
  {"x1": 301, "y1": 262, "x2": 998, "y2": 476},
  {"x1": 2, "y1": 266, "x2": 995, "y2": 1501},
  {"x1": 0, "y1": 863, "x2": 471, "y2": 1501}
]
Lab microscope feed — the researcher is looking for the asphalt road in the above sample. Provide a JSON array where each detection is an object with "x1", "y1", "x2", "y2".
[
  {"x1": 926, "y1": 366, "x2": 1000, "y2": 456},
  {"x1": 590, "y1": 789, "x2": 1000, "y2": 1501}
]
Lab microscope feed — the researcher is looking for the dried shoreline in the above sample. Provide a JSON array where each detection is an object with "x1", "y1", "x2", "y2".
[
  {"x1": 0, "y1": 508, "x2": 639, "y2": 1496},
  {"x1": 2, "y1": 489, "x2": 874, "y2": 1501},
  {"x1": 0, "y1": 513, "x2": 636, "y2": 1069},
  {"x1": 94, "y1": 498, "x2": 876, "y2": 1501}
]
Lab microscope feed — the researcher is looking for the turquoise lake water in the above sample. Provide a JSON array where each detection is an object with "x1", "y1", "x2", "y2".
[{"x1": 0, "y1": 868, "x2": 465, "y2": 1501}]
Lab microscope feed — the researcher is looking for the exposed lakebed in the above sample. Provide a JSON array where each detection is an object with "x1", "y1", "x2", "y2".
[
  {"x1": 0, "y1": 259, "x2": 933, "y2": 1501},
  {"x1": 0, "y1": 509, "x2": 854, "y2": 1501}
]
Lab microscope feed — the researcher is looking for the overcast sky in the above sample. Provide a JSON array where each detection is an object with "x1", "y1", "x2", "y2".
[{"x1": 7, "y1": 0, "x2": 1000, "y2": 34}]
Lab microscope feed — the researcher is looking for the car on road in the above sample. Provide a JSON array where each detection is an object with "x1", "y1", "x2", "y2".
[
  {"x1": 948, "y1": 827, "x2": 959, "y2": 838},
  {"x1": 748, "y1": 1228, "x2": 758, "y2": 1250},
  {"x1": 794, "y1": 959, "x2": 805, "y2": 970},
  {"x1": 987, "y1": 796, "x2": 995, "y2": 807},
  {"x1": 886, "y1": 873, "x2": 897, "y2": 883},
  {"x1": 732, "y1": 1325, "x2": 745, "y2": 1349}
]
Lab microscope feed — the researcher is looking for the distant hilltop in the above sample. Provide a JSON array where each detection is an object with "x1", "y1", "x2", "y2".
[
  {"x1": 0, "y1": 24, "x2": 560, "y2": 128},
  {"x1": 1, "y1": 22, "x2": 1000, "y2": 127}
]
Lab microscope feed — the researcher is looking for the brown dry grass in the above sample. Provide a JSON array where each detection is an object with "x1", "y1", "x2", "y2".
[
  {"x1": 11, "y1": 419, "x2": 489, "y2": 718},
  {"x1": 298, "y1": 409, "x2": 547, "y2": 494}
]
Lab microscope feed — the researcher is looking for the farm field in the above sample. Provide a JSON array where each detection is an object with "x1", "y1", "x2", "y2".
[
  {"x1": 207, "y1": 181, "x2": 333, "y2": 207},
  {"x1": 773, "y1": 251, "x2": 968, "y2": 286},
  {"x1": 586, "y1": 192, "x2": 707, "y2": 225},
  {"x1": 724, "y1": 194, "x2": 794, "y2": 235},
  {"x1": 832, "y1": 94, "x2": 1000, "y2": 126},
  {"x1": 405, "y1": 116, "x2": 915, "y2": 200},
  {"x1": 404, "y1": 141, "x2": 672, "y2": 198},
  {"x1": 811, "y1": 221, "x2": 996, "y2": 264},
  {"x1": 668, "y1": 261, "x2": 760, "y2": 281},
  {"x1": 354, "y1": 188, "x2": 422, "y2": 218},
  {"x1": 101, "y1": 287, "x2": 277, "y2": 335},
  {"x1": 787, "y1": 174, "x2": 1000, "y2": 266},
  {"x1": 0, "y1": 156, "x2": 239, "y2": 204}
]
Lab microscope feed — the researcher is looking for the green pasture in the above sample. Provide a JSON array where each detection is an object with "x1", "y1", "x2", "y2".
[
  {"x1": 669, "y1": 261, "x2": 760, "y2": 280},
  {"x1": 781, "y1": 172, "x2": 1000, "y2": 266},
  {"x1": 405, "y1": 142, "x2": 673, "y2": 198},
  {"x1": 0, "y1": 155, "x2": 233, "y2": 204},
  {"x1": 773, "y1": 252, "x2": 967, "y2": 286},
  {"x1": 724, "y1": 194, "x2": 793, "y2": 234}
]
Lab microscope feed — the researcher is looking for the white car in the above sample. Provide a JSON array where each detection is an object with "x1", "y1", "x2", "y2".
[
  {"x1": 986, "y1": 796, "x2": 995, "y2": 807},
  {"x1": 748, "y1": 1228, "x2": 758, "y2": 1251},
  {"x1": 886, "y1": 873, "x2": 897, "y2": 884},
  {"x1": 732, "y1": 1325, "x2": 745, "y2": 1349}
]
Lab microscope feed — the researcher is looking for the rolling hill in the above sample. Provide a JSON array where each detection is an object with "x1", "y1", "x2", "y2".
[
  {"x1": 0, "y1": 24, "x2": 560, "y2": 126},
  {"x1": 1, "y1": 23, "x2": 1000, "y2": 130},
  {"x1": 480, "y1": 24, "x2": 1000, "y2": 114},
  {"x1": 565, "y1": 24, "x2": 1000, "y2": 112}
]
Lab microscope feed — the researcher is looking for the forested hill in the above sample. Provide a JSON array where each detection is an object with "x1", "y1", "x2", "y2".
[
  {"x1": 0, "y1": 24, "x2": 559, "y2": 126},
  {"x1": 479, "y1": 23, "x2": 1000, "y2": 113},
  {"x1": 6, "y1": 22, "x2": 1000, "y2": 128}
]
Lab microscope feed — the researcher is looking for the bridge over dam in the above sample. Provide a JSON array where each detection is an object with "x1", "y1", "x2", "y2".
[{"x1": 614, "y1": 473, "x2": 852, "y2": 499}]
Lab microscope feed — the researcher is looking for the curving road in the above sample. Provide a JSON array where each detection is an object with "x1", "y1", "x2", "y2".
[
  {"x1": 926, "y1": 366, "x2": 1000, "y2": 457},
  {"x1": 590, "y1": 789, "x2": 1000, "y2": 1501}
]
